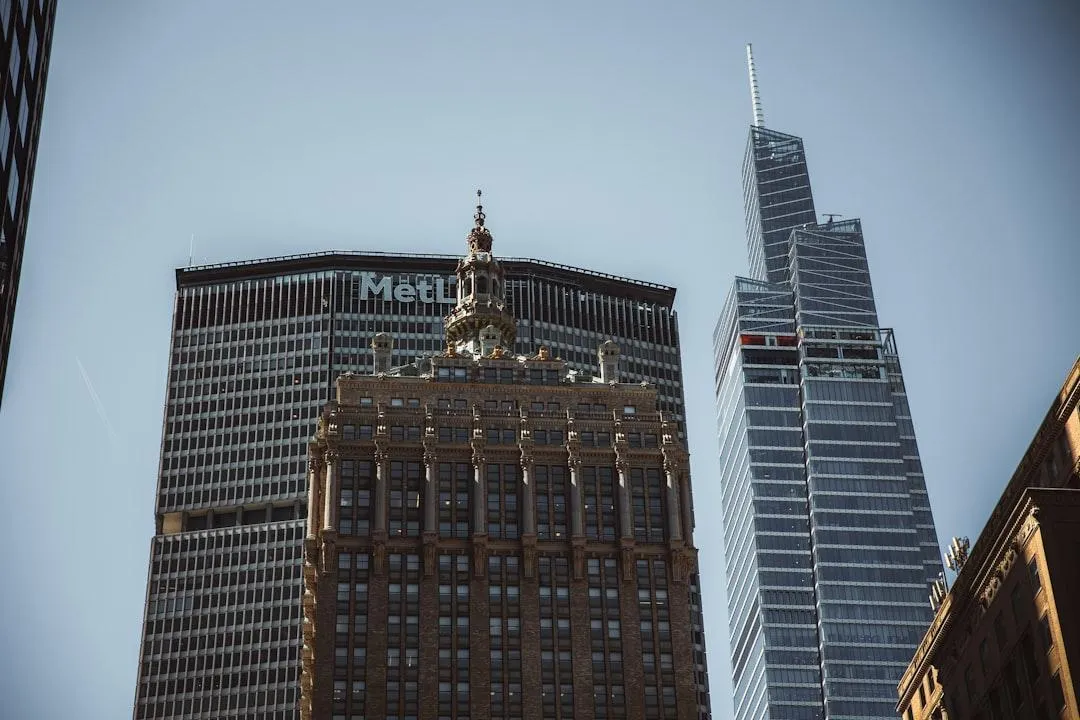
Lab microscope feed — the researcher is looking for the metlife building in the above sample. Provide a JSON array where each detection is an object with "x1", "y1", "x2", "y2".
[{"x1": 133, "y1": 249, "x2": 687, "y2": 720}]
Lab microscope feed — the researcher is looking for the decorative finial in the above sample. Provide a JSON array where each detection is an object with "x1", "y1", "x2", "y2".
[
  {"x1": 474, "y1": 189, "x2": 485, "y2": 228},
  {"x1": 746, "y1": 43, "x2": 765, "y2": 128},
  {"x1": 466, "y1": 188, "x2": 493, "y2": 253}
]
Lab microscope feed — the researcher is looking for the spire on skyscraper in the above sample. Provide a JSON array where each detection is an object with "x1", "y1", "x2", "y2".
[{"x1": 746, "y1": 43, "x2": 765, "y2": 127}]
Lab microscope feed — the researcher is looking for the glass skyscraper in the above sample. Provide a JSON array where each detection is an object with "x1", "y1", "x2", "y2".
[
  {"x1": 133, "y1": 249, "x2": 698, "y2": 719},
  {"x1": 714, "y1": 51, "x2": 942, "y2": 720}
]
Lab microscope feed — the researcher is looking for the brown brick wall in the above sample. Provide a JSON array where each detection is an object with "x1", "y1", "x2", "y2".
[
  {"x1": 419, "y1": 535, "x2": 440, "y2": 720},
  {"x1": 570, "y1": 572, "x2": 596, "y2": 720},
  {"x1": 670, "y1": 551, "x2": 700, "y2": 720},
  {"x1": 618, "y1": 544, "x2": 646, "y2": 719},
  {"x1": 365, "y1": 541, "x2": 389, "y2": 719},
  {"x1": 520, "y1": 552, "x2": 542, "y2": 720}
]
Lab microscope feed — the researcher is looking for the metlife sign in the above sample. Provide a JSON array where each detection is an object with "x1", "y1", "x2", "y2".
[{"x1": 357, "y1": 272, "x2": 457, "y2": 305}]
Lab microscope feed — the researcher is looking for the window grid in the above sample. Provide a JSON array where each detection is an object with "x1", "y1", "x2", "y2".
[
  {"x1": 488, "y1": 555, "x2": 523, "y2": 718},
  {"x1": 588, "y1": 557, "x2": 626, "y2": 719},
  {"x1": 535, "y1": 465, "x2": 568, "y2": 540},
  {"x1": 388, "y1": 460, "x2": 423, "y2": 537},
  {"x1": 437, "y1": 554, "x2": 471, "y2": 718}
]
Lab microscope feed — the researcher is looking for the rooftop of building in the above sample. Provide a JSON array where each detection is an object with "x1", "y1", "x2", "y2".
[{"x1": 174, "y1": 249, "x2": 677, "y2": 306}]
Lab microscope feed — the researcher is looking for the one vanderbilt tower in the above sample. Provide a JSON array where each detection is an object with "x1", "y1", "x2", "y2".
[{"x1": 713, "y1": 46, "x2": 943, "y2": 720}]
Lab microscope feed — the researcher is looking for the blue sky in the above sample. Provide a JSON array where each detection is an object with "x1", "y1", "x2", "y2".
[{"x1": 1, "y1": 2, "x2": 1077, "y2": 718}]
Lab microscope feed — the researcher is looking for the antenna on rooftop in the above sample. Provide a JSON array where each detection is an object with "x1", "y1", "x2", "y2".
[
  {"x1": 746, "y1": 43, "x2": 765, "y2": 128},
  {"x1": 188, "y1": 234, "x2": 195, "y2": 267}
]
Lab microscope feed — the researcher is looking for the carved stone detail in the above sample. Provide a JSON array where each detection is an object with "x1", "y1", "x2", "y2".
[
  {"x1": 620, "y1": 542, "x2": 635, "y2": 581},
  {"x1": 671, "y1": 548, "x2": 695, "y2": 584},
  {"x1": 422, "y1": 532, "x2": 437, "y2": 577},
  {"x1": 522, "y1": 536, "x2": 538, "y2": 580},
  {"x1": 372, "y1": 540, "x2": 386, "y2": 577},
  {"x1": 572, "y1": 538, "x2": 586, "y2": 581},
  {"x1": 473, "y1": 539, "x2": 489, "y2": 579}
]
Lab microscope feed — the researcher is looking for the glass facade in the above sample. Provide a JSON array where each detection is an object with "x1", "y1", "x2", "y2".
[
  {"x1": 715, "y1": 129, "x2": 942, "y2": 720},
  {"x1": 134, "y1": 252, "x2": 692, "y2": 719},
  {"x1": 0, "y1": 0, "x2": 55, "y2": 407}
]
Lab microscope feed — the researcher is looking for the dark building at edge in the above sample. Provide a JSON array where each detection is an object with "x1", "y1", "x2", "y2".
[
  {"x1": 0, "y1": 0, "x2": 56, "y2": 407},
  {"x1": 897, "y1": 355, "x2": 1080, "y2": 720}
]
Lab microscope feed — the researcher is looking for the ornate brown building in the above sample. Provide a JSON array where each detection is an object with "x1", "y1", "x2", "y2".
[
  {"x1": 300, "y1": 197, "x2": 711, "y2": 720},
  {"x1": 896, "y1": 356, "x2": 1080, "y2": 720}
]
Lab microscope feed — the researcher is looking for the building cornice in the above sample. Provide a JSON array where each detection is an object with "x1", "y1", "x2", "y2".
[{"x1": 174, "y1": 250, "x2": 677, "y2": 306}]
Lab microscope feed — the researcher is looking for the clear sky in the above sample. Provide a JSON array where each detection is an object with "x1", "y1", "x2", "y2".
[{"x1": 1, "y1": 2, "x2": 1077, "y2": 718}]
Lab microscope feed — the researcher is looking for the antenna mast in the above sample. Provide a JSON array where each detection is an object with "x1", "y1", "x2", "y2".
[{"x1": 746, "y1": 43, "x2": 765, "y2": 127}]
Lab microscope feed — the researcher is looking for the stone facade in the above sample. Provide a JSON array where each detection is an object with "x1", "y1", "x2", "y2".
[
  {"x1": 896, "y1": 355, "x2": 1080, "y2": 720},
  {"x1": 301, "y1": 367, "x2": 707, "y2": 719}
]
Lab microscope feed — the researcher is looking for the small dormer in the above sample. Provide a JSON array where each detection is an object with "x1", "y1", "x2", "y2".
[
  {"x1": 598, "y1": 339, "x2": 621, "y2": 383},
  {"x1": 479, "y1": 325, "x2": 501, "y2": 358},
  {"x1": 371, "y1": 332, "x2": 393, "y2": 374}
]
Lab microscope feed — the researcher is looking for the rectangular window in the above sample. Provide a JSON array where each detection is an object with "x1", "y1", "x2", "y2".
[
  {"x1": 1029, "y1": 558, "x2": 1042, "y2": 595},
  {"x1": 535, "y1": 465, "x2": 567, "y2": 540},
  {"x1": 994, "y1": 613, "x2": 1008, "y2": 650},
  {"x1": 1040, "y1": 615, "x2": 1053, "y2": 650},
  {"x1": 17, "y1": 89, "x2": 27, "y2": 142},
  {"x1": 486, "y1": 464, "x2": 519, "y2": 539}
]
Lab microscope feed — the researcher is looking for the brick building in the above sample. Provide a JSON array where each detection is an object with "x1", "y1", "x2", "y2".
[
  {"x1": 300, "y1": 198, "x2": 711, "y2": 719},
  {"x1": 896, "y1": 355, "x2": 1080, "y2": 720}
]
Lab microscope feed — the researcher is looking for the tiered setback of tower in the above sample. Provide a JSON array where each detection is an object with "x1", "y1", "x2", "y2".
[{"x1": 714, "y1": 48, "x2": 943, "y2": 720}]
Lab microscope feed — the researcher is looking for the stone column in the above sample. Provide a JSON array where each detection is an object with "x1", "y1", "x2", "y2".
[
  {"x1": 615, "y1": 455, "x2": 634, "y2": 540},
  {"x1": 519, "y1": 448, "x2": 536, "y2": 536},
  {"x1": 680, "y1": 475, "x2": 695, "y2": 547},
  {"x1": 662, "y1": 451, "x2": 683, "y2": 543},
  {"x1": 568, "y1": 451, "x2": 585, "y2": 538},
  {"x1": 472, "y1": 444, "x2": 487, "y2": 536},
  {"x1": 306, "y1": 454, "x2": 322, "y2": 538},
  {"x1": 374, "y1": 443, "x2": 389, "y2": 533},
  {"x1": 322, "y1": 451, "x2": 338, "y2": 532},
  {"x1": 423, "y1": 444, "x2": 438, "y2": 533}
]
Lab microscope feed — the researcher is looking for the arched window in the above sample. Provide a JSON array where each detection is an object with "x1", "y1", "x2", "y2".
[
  {"x1": 463, "y1": 277, "x2": 472, "y2": 297},
  {"x1": 476, "y1": 275, "x2": 489, "y2": 294}
]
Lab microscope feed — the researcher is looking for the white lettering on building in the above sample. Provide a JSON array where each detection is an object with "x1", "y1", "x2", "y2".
[{"x1": 358, "y1": 272, "x2": 456, "y2": 304}]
